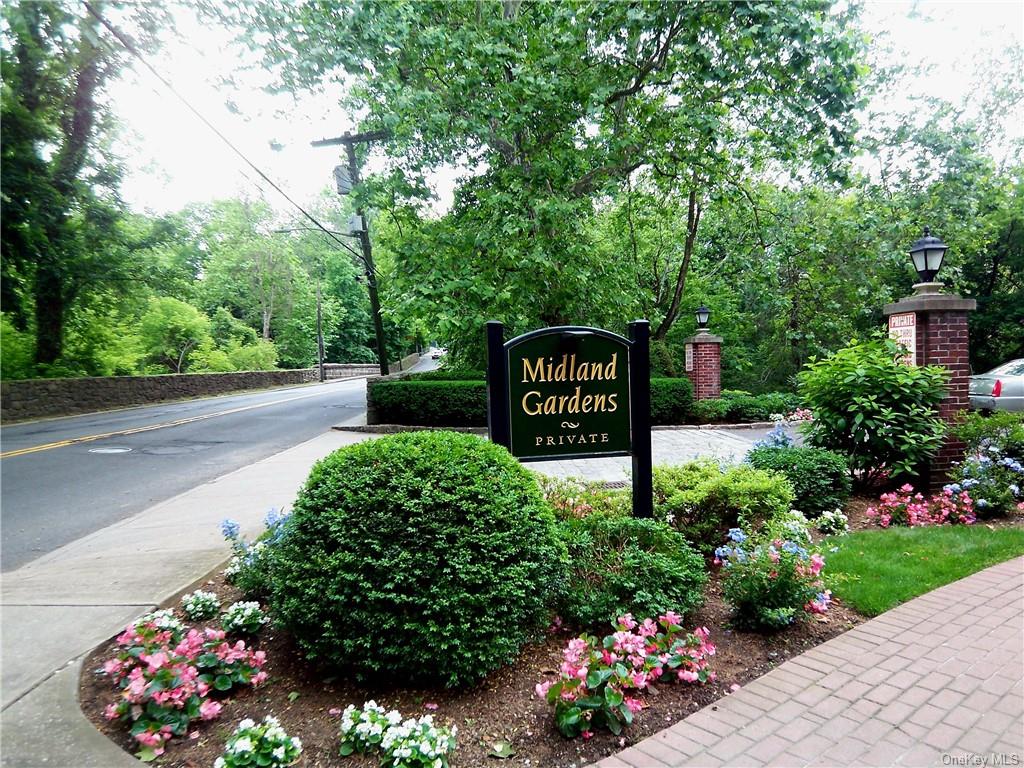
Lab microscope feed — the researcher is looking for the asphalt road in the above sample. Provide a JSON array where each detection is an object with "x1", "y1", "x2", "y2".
[{"x1": 1, "y1": 356, "x2": 439, "y2": 572}]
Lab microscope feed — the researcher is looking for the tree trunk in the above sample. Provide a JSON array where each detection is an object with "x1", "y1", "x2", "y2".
[{"x1": 34, "y1": 265, "x2": 65, "y2": 366}]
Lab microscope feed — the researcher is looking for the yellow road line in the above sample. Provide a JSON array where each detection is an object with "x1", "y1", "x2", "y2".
[{"x1": 0, "y1": 387, "x2": 342, "y2": 459}]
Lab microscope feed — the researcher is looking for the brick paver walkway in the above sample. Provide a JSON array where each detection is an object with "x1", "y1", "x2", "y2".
[{"x1": 592, "y1": 556, "x2": 1024, "y2": 768}]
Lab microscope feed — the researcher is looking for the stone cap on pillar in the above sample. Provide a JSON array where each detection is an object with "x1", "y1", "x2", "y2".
[
  {"x1": 883, "y1": 287, "x2": 976, "y2": 317},
  {"x1": 683, "y1": 331, "x2": 723, "y2": 344}
]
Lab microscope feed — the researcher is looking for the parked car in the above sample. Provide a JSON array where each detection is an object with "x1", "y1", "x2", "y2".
[{"x1": 969, "y1": 359, "x2": 1024, "y2": 412}]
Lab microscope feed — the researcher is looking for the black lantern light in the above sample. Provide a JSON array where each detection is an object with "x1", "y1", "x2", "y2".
[
  {"x1": 908, "y1": 227, "x2": 948, "y2": 284},
  {"x1": 695, "y1": 305, "x2": 711, "y2": 329}
]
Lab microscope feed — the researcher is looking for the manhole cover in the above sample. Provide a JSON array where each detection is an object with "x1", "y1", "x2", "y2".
[{"x1": 88, "y1": 447, "x2": 132, "y2": 454}]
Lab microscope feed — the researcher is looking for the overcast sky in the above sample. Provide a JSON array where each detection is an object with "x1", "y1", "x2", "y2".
[{"x1": 112, "y1": 1, "x2": 1024, "y2": 218}]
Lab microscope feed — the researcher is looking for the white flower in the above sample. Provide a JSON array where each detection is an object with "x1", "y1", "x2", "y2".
[
  {"x1": 238, "y1": 718, "x2": 256, "y2": 731},
  {"x1": 272, "y1": 746, "x2": 285, "y2": 761},
  {"x1": 214, "y1": 759, "x2": 225, "y2": 768},
  {"x1": 233, "y1": 736, "x2": 254, "y2": 753}
]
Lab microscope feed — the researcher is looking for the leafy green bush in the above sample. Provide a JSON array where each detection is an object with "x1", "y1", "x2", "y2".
[
  {"x1": 746, "y1": 446, "x2": 851, "y2": 518},
  {"x1": 369, "y1": 379, "x2": 487, "y2": 426},
  {"x1": 650, "y1": 377, "x2": 694, "y2": 424},
  {"x1": 265, "y1": 431, "x2": 566, "y2": 687},
  {"x1": 797, "y1": 335, "x2": 947, "y2": 484},
  {"x1": 653, "y1": 460, "x2": 794, "y2": 552},
  {"x1": 556, "y1": 514, "x2": 706, "y2": 629},
  {"x1": 955, "y1": 411, "x2": 1024, "y2": 461}
]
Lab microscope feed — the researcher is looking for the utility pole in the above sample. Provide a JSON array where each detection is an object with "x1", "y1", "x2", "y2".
[{"x1": 311, "y1": 129, "x2": 390, "y2": 377}]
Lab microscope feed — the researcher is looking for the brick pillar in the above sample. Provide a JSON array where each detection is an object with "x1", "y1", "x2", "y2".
[
  {"x1": 683, "y1": 331, "x2": 723, "y2": 400},
  {"x1": 883, "y1": 285, "x2": 976, "y2": 491}
]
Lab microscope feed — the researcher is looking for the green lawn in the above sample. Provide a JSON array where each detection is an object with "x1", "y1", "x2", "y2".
[{"x1": 824, "y1": 525, "x2": 1024, "y2": 617}]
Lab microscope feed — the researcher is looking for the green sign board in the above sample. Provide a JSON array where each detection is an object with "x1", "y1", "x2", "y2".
[
  {"x1": 486, "y1": 321, "x2": 653, "y2": 518},
  {"x1": 506, "y1": 330, "x2": 631, "y2": 459}
]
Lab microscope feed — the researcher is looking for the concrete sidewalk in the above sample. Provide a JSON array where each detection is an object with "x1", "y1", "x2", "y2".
[
  {"x1": 1, "y1": 429, "x2": 371, "y2": 768},
  {"x1": 592, "y1": 556, "x2": 1024, "y2": 768}
]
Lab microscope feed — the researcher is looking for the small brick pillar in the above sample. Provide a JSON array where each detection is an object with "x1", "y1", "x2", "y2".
[
  {"x1": 883, "y1": 283, "x2": 976, "y2": 491},
  {"x1": 683, "y1": 331, "x2": 723, "y2": 400}
]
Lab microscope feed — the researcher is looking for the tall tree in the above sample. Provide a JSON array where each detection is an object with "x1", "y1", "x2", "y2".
[
  {"x1": 225, "y1": 0, "x2": 867, "y2": 363},
  {"x1": 1, "y1": 0, "x2": 166, "y2": 367}
]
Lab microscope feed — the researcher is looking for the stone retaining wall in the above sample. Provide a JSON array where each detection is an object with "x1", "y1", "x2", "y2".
[{"x1": 0, "y1": 356, "x2": 419, "y2": 422}]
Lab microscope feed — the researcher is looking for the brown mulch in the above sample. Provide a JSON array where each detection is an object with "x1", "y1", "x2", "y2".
[{"x1": 80, "y1": 569, "x2": 864, "y2": 768}]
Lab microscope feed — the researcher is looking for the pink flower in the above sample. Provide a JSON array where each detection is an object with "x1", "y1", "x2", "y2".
[
  {"x1": 582, "y1": 730, "x2": 593, "y2": 741},
  {"x1": 329, "y1": 707, "x2": 342, "y2": 715},
  {"x1": 424, "y1": 702, "x2": 439, "y2": 711},
  {"x1": 199, "y1": 700, "x2": 222, "y2": 720},
  {"x1": 102, "y1": 658, "x2": 123, "y2": 677},
  {"x1": 103, "y1": 704, "x2": 120, "y2": 721},
  {"x1": 678, "y1": 669, "x2": 699, "y2": 683},
  {"x1": 141, "y1": 652, "x2": 168, "y2": 672},
  {"x1": 624, "y1": 697, "x2": 644, "y2": 714},
  {"x1": 535, "y1": 681, "x2": 553, "y2": 699},
  {"x1": 251, "y1": 670, "x2": 268, "y2": 686},
  {"x1": 617, "y1": 613, "x2": 637, "y2": 630},
  {"x1": 659, "y1": 611, "x2": 681, "y2": 627}
]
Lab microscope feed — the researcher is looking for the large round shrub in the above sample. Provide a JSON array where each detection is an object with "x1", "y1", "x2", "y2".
[
  {"x1": 556, "y1": 513, "x2": 706, "y2": 630},
  {"x1": 266, "y1": 431, "x2": 566, "y2": 687},
  {"x1": 747, "y1": 445, "x2": 851, "y2": 517}
]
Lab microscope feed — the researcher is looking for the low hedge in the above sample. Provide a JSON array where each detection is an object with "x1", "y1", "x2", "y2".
[
  {"x1": 370, "y1": 374, "x2": 788, "y2": 428},
  {"x1": 650, "y1": 377, "x2": 693, "y2": 425},
  {"x1": 693, "y1": 390, "x2": 800, "y2": 424},
  {"x1": 370, "y1": 379, "x2": 487, "y2": 427}
]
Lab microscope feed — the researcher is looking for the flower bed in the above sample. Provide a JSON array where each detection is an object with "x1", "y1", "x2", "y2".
[{"x1": 80, "y1": 568, "x2": 863, "y2": 768}]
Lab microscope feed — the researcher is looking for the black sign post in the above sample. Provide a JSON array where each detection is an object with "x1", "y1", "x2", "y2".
[{"x1": 485, "y1": 320, "x2": 653, "y2": 518}]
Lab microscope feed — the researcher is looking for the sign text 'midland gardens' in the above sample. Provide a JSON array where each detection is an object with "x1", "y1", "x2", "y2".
[
  {"x1": 519, "y1": 353, "x2": 620, "y2": 416},
  {"x1": 501, "y1": 329, "x2": 631, "y2": 459},
  {"x1": 486, "y1": 321, "x2": 653, "y2": 517}
]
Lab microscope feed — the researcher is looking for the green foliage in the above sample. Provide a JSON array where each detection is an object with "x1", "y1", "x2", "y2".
[
  {"x1": 265, "y1": 431, "x2": 566, "y2": 687},
  {"x1": 719, "y1": 391, "x2": 801, "y2": 422},
  {"x1": 369, "y1": 379, "x2": 487, "y2": 427},
  {"x1": 556, "y1": 514, "x2": 706, "y2": 631},
  {"x1": 797, "y1": 335, "x2": 948, "y2": 483},
  {"x1": 649, "y1": 378, "x2": 694, "y2": 425},
  {"x1": 825, "y1": 526, "x2": 1024, "y2": 617},
  {"x1": 227, "y1": 1, "x2": 867, "y2": 364},
  {"x1": 691, "y1": 399, "x2": 731, "y2": 424},
  {"x1": 138, "y1": 297, "x2": 212, "y2": 373},
  {"x1": 954, "y1": 411, "x2": 1024, "y2": 461},
  {"x1": 1, "y1": 314, "x2": 35, "y2": 379},
  {"x1": 653, "y1": 461, "x2": 794, "y2": 552},
  {"x1": 689, "y1": 392, "x2": 799, "y2": 424},
  {"x1": 746, "y1": 446, "x2": 851, "y2": 518}
]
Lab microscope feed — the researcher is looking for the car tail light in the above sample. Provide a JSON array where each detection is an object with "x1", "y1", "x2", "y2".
[{"x1": 993, "y1": 379, "x2": 1002, "y2": 397}]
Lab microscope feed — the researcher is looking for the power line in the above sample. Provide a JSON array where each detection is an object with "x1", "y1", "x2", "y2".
[{"x1": 82, "y1": 1, "x2": 354, "y2": 254}]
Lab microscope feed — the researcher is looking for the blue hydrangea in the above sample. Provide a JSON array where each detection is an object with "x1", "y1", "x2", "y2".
[
  {"x1": 751, "y1": 424, "x2": 794, "y2": 450},
  {"x1": 943, "y1": 483, "x2": 962, "y2": 494},
  {"x1": 727, "y1": 527, "x2": 747, "y2": 544},
  {"x1": 220, "y1": 519, "x2": 240, "y2": 541},
  {"x1": 976, "y1": 498, "x2": 989, "y2": 508}
]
